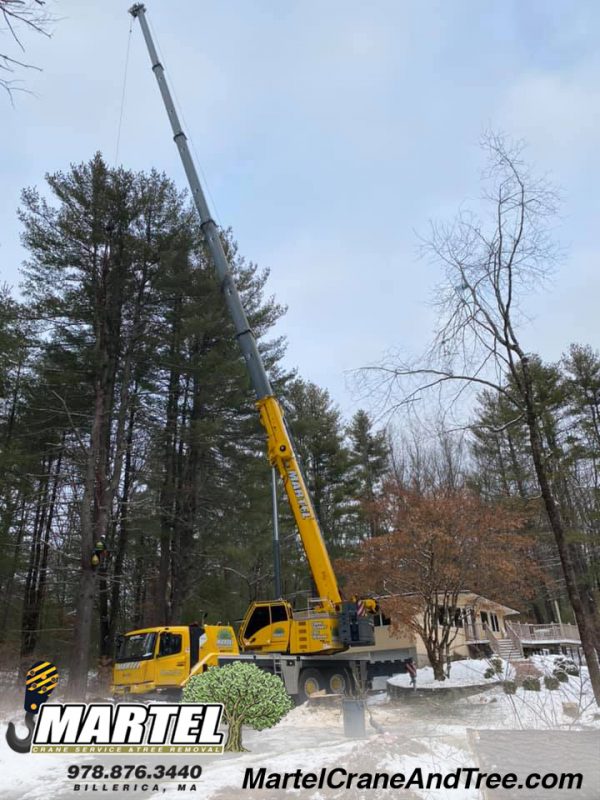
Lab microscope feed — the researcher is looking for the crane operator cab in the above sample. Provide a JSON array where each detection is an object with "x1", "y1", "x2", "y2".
[{"x1": 238, "y1": 599, "x2": 375, "y2": 655}]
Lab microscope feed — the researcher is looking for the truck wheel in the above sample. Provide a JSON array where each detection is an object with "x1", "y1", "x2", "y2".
[
  {"x1": 326, "y1": 668, "x2": 350, "y2": 695},
  {"x1": 297, "y1": 668, "x2": 324, "y2": 703}
]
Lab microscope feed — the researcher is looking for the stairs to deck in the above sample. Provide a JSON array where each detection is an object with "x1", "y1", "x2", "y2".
[{"x1": 494, "y1": 637, "x2": 524, "y2": 662}]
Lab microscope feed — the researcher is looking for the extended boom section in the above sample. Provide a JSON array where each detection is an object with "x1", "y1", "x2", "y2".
[
  {"x1": 115, "y1": 5, "x2": 374, "y2": 702},
  {"x1": 130, "y1": 1, "x2": 345, "y2": 616}
]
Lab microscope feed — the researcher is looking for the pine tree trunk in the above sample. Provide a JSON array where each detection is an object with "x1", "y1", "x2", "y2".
[
  {"x1": 0, "y1": 494, "x2": 26, "y2": 642},
  {"x1": 20, "y1": 453, "x2": 52, "y2": 667},
  {"x1": 69, "y1": 235, "x2": 122, "y2": 697},
  {"x1": 68, "y1": 342, "x2": 109, "y2": 698},
  {"x1": 20, "y1": 439, "x2": 64, "y2": 665},
  {"x1": 155, "y1": 296, "x2": 182, "y2": 625},
  {"x1": 105, "y1": 401, "x2": 137, "y2": 656},
  {"x1": 132, "y1": 534, "x2": 146, "y2": 629}
]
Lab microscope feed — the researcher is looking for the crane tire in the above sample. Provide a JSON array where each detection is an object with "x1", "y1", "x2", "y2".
[
  {"x1": 297, "y1": 668, "x2": 324, "y2": 703},
  {"x1": 325, "y1": 667, "x2": 351, "y2": 695}
]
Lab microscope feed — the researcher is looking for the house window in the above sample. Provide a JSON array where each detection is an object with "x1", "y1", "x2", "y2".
[
  {"x1": 480, "y1": 611, "x2": 500, "y2": 632},
  {"x1": 437, "y1": 606, "x2": 463, "y2": 627},
  {"x1": 374, "y1": 612, "x2": 391, "y2": 627}
]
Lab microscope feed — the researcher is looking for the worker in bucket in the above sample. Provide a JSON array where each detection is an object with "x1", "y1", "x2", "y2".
[{"x1": 405, "y1": 657, "x2": 417, "y2": 689}]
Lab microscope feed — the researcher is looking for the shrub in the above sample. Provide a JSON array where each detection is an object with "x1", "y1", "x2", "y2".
[
  {"x1": 503, "y1": 681, "x2": 517, "y2": 695},
  {"x1": 182, "y1": 662, "x2": 293, "y2": 751},
  {"x1": 522, "y1": 677, "x2": 541, "y2": 692},
  {"x1": 554, "y1": 657, "x2": 579, "y2": 676},
  {"x1": 544, "y1": 676, "x2": 560, "y2": 691},
  {"x1": 484, "y1": 667, "x2": 496, "y2": 679},
  {"x1": 490, "y1": 658, "x2": 503, "y2": 674},
  {"x1": 553, "y1": 669, "x2": 569, "y2": 683}
]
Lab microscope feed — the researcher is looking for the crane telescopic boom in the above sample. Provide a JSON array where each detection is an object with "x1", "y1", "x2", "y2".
[{"x1": 129, "y1": 3, "x2": 344, "y2": 611}]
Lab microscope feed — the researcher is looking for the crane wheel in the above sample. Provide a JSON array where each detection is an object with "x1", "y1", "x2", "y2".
[
  {"x1": 326, "y1": 668, "x2": 350, "y2": 695},
  {"x1": 297, "y1": 668, "x2": 324, "y2": 703}
]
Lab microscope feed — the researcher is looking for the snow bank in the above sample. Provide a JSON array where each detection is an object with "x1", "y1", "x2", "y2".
[{"x1": 388, "y1": 658, "x2": 514, "y2": 688}]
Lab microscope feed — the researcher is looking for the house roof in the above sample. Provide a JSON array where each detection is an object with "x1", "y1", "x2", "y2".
[
  {"x1": 455, "y1": 591, "x2": 520, "y2": 616},
  {"x1": 378, "y1": 590, "x2": 520, "y2": 617}
]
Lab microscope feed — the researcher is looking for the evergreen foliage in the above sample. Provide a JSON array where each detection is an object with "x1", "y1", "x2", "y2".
[
  {"x1": 544, "y1": 675, "x2": 560, "y2": 691},
  {"x1": 0, "y1": 154, "x2": 389, "y2": 691}
]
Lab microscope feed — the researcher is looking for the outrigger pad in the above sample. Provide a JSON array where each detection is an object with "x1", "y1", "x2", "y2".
[{"x1": 24, "y1": 661, "x2": 59, "y2": 714}]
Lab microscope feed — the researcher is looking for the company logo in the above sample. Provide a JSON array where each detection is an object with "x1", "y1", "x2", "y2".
[
  {"x1": 6, "y1": 660, "x2": 60, "y2": 753},
  {"x1": 288, "y1": 470, "x2": 312, "y2": 518},
  {"x1": 29, "y1": 703, "x2": 224, "y2": 754},
  {"x1": 24, "y1": 661, "x2": 59, "y2": 712},
  {"x1": 216, "y1": 628, "x2": 234, "y2": 648},
  {"x1": 311, "y1": 621, "x2": 329, "y2": 640}
]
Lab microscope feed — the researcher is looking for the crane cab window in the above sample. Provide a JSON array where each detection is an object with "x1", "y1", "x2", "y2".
[
  {"x1": 244, "y1": 606, "x2": 271, "y2": 640},
  {"x1": 244, "y1": 603, "x2": 289, "y2": 640},
  {"x1": 158, "y1": 632, "x2": 182, "y2": 657},
  {"x1": 270, "y1": 604, "x2": 289, "y2": 623}
]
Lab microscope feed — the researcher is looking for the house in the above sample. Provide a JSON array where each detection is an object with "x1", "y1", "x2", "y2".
[{"x1": 350, "y1": 590, "x2": 582, "y2": 668}]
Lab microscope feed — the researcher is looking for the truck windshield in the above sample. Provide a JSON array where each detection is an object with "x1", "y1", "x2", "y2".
[{"x1": 116, "y1": 633, "x2": 156, "y2": 662}]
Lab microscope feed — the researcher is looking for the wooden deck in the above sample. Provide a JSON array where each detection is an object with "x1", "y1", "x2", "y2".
[{"x1": 506, "y1": 621, "x2": 581, "y2": 644}]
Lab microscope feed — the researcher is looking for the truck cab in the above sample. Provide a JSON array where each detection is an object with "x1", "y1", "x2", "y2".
[{"x1": 111, "y1": 623, "x2": 239, "y2": 695}]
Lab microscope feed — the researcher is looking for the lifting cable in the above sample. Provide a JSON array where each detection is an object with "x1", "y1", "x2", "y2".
[{"x1": 114, "y1": 17, "x2": 134, "y2": 166}]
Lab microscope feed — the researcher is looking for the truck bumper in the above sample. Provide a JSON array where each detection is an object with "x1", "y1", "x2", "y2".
[{"x1": 111, "y1": 681, "x2": 155, "y2": 696}]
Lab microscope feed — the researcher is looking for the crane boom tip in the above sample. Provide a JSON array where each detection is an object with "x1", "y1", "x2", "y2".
[{"x1": 129, "y1": 3, "x2": 146, "y2": 18}]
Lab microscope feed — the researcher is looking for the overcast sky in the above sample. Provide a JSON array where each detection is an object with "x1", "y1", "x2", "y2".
[{"x1": 2, "y1": 1, "x2": 599, "y2": 420}]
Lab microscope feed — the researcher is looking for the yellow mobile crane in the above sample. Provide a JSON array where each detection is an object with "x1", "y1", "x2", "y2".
[{"x1": 112, "y1": 5, "x2": 375, "y2": 702}]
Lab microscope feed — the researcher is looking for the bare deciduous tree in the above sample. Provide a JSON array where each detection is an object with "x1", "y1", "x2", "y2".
[
  {"x1": 1, "y1": 0, "x2": 51, "y2": 99},
  {"x1": 360, "y1": 132, "x2": 600, "y2": 704}
]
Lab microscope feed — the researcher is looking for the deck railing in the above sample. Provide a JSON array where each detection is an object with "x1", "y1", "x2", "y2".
[
  {"x1": 505, "y1": 622, "x2": 524, "y2": 657},
  {"x1": 506, "y1": 621, "x2": 581, "y2": 643}
]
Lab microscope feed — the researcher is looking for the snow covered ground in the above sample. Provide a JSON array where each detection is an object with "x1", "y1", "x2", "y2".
[
  {"x1": 388, "y1": 657, "x2": 515, "y2": 688},
  {"x1": 1, "y1": 657, "x2": 598, "y2": 800}
]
